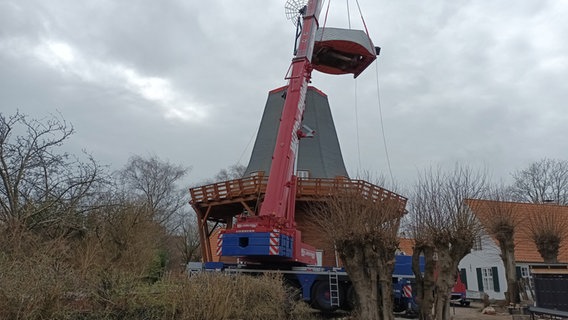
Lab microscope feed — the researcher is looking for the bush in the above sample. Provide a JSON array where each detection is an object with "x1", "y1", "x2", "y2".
[
  {"x1": 0, "y1": 218, "x2": 319, "y2": 319},
  {"x1": 0, "y1": 248, "x2": 317, "y2": 320},
  {"x1": 0, "y1": 235, "x2": 76, "y2": 320},
  {"x1": 167, "y1": 272, "x2": 316, "y2": 320}
]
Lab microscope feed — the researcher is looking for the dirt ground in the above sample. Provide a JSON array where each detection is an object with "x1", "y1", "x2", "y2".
[
  {"x1": 390, "y1": 301, "x2": 518, "y2": 320},
  {"x1": 328, "y1": 301, "x2": 524, "y2": 320},
  {"x1": 447, "y1": 301, "x2": 519, "y2": 320}
]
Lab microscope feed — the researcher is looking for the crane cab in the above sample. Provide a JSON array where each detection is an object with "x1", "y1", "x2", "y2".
[{"x1": 312, "y1": 27, "x2": 380, "y2": 78}]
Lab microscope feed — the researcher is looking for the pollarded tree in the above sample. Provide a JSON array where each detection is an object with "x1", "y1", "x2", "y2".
[
  {"x1": 527, "y1": 205, "x2": 568, "y2": 263},
  {"x1": 0, "y1": 112, "x2": 103, "y2": 236},
  {"x1": 408, "y1": 219, "x2": 436, "y2": 320},
  {"x1": 474, "y1": 188, "x2": 520, "y2": 305},
  {"x1": 308, "y1": 188, "x2": 403, "y2": 320},
  {"x1": 510, "y1": 158, "x2": 568, "y2": 205},
  {"x1": 409, "y1": 164, "x2": 487, "y2": 320}
]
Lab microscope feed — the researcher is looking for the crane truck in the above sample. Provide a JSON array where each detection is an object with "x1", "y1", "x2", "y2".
[{"x1": 189, "y1": 0, "x2": 423, "y2": 314}]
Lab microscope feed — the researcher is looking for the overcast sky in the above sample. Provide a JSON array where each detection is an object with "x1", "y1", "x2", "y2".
[{"x1": 1, "y1": 0, "x2": 567, "y2": 190}]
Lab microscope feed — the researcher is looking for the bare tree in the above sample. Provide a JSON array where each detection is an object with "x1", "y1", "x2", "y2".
[
  {"x1": 308, "y1": 189, "x2": 403, "y2": 320},
  {"x1": 409, "y1": 164, "x2": 487, "y2": 320},
  {"x1": 527, "y1": 205, "x2": 568, "y2": 263},
  {"x1": 179, "y1": 215, "x2": 201, "y2": 264},
  {"x1": 213, "y1": 164, "x2": 246, "y2": 181},
  {"x1": 197, "y1": 164, "x2": 247, "y2": 185},
  {"x1": 510, "y1": 159, "x2": 568, "y2": 263},
  {"x1": 0, "y1": 112, "x2": 103, "y2": 236},
  {"x1": 82, "y1": 192, "x2": 168, "y2": 276},
  {"x1": 118, "y1": 155, "x2": 189, "y2": 230},
  {"x1": 510, "y1": 158, "x2": 568, "y2": 204}
]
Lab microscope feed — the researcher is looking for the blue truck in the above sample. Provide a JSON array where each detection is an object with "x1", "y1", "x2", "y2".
[{"x1": 188, "y1": 254, "x2": 422, "y2": 315}]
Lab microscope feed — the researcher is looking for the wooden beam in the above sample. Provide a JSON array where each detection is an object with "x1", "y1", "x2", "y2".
[{"x1": 241, "y1": 201, "x2": 256, "y2": 216}]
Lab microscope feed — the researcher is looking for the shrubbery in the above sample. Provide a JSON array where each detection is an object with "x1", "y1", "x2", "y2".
[
  {"x1": 0, "y1": 231, "x2": 316, "y2": 320},
  {"x1": 0, "y1": 113, "x2": 317, "y2": 319}
]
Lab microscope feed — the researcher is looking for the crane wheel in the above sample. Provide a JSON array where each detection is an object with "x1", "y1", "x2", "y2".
[
  {"x1": 311, "y1": 280, "x2": 337, "y2": 312},
  {"x1": 344, "y1": 285, "x2": 357, "y2": 311}
]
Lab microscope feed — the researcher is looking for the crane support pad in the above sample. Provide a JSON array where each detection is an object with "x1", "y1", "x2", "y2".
[{"x1": 222, "y1": 232, "x2": 294, "y2": 258}]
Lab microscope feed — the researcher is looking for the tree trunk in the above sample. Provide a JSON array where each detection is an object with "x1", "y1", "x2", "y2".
[
  {"x1": 378, "y1": 277, "x2": 393, "y2": 320},
  {"x1": 377, "y1": 249, "x2": 396, "y2": 320},
  {"x1": 498, "y1": 236, "x2": 519, "y2": 304},
  {"x1": 341, "y1": 244, "x2": 380, "y2": 320},
  {"x1": 413, "y1": 245, "x2": 436, "y2": 320},
  {"x1": 434, "y1": 248, "x2": 456, "y2": 320}
]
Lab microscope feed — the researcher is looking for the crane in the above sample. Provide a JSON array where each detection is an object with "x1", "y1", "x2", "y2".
[{"x1": 219, "y1": 0, "x2": 380, "y2": 265}]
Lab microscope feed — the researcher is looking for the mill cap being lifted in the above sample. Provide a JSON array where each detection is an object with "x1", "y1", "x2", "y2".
[{"x1": 312, "y1": 27, "x2": 380, "y2": 78}]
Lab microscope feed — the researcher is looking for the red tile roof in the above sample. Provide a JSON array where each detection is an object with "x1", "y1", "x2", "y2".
[{"x1": 465, "y1": 199, "x2": 568, "y2": 263}]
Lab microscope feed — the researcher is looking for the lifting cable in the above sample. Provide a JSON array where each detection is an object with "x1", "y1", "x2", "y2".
[
  {"x1": 236, "y1": 127, "x2": 258, "y2": 167},
  {"x1": 342, "y1": 0, "x2": 363, "y2": 174},
  {"x1": 354, "y1": 78, "x2": 362, "y2": 172},
  {"x1": 319, "y1": 0, "x2": 332, "y2": 41},
  {"x1": 353, "y1": 0, "x2": 395, "y2": 184},
  {"x1": 374, "y1": 60, "x2": 395, "y2": 185},
  {"x1": 320, "y1": 0, "x2": 362, "y2": 174},
  {"x1": 346, "y1": 0, "x2": 352, "y2": 28},
  {"x1": 354, "y1": 0, "x2": 373, "y2": 48},
  {"x1": 321, "y1": 0, "x2": 394, "y2": 182}
]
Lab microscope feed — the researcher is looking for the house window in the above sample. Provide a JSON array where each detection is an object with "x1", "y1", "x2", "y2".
[
  {"x1": 472, "y1": 236, "x2": 482, "y2": 251},
  {"x1": 476, "y1": 266, "x2": 500, "y2": 292},
  {"x1": 297, "y1": 170, "x2": 310, "y2": 179},
  {"x1": 520, "y1": 266, "x2": 529, "y2": 278},
  {"x1": 482, "y1": 268, "x2": 494, "y2": 291}
]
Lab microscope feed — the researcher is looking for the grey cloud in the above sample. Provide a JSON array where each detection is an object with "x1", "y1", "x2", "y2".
[{"x1": 1, "y1": 0, "x2": 567, "y2": 188}]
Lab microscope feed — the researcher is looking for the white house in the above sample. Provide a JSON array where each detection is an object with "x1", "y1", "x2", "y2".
[
  {"x1": 458, "y1": 199, "x2": 568, "y2": 300},
  {"x1": 458, "y1": 230, "x2": 508, "y2": 300}
]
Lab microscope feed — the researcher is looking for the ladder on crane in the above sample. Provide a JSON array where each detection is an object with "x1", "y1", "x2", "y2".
[{"x1": 329, "y1": 270, "x2": 340, "y2": 308}]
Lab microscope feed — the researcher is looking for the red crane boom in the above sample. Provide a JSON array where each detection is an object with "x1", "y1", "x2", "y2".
[
  {"x1": 220, "y1": 0, "x2": 378, "y2": 265},
  {"x1": 260, "y1": 0, "x2": 322, "y2": 225}
]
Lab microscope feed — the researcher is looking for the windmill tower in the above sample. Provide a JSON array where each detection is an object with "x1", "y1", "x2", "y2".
[{"x1": 244, "y1": 86, "x2": 349, "y2": 180}]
